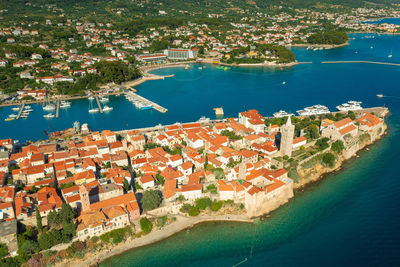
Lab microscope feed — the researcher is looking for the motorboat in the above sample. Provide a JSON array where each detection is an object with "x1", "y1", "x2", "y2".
[
  {"x1": 43, "y1": 104, "x2": 56, "y2": 111},
  {"x1": 297, "y1": 105, "x2": 330, "y2": 116},
  {"x1": 43, "y1": 114, "x2": 55, "y2": 119},
  {"x1": 102, "y1": 105, "x2": 113, "y2": 112},
  {"x1": 273, "y1": 110, "x2": 294, "y2": 118},
  {"x1": 336, "y1": 101, "x2": 363, "y2": 111},
  {"x1": 88, "y1": 108, "x2": 99, "y2": 113}
]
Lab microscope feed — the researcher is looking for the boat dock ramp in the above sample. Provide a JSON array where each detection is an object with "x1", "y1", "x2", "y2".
[
  {"x1": 16, "y1": 103, "x2": 25, "y2": 120},
  {"x1": 55, "y1": 100, "x2": 60, "y2": 118},
  {"x1": 95, "y1": 96, "x2": 103, "y2": 113},
  {"x1": 125, "y1": 91, "x2": 167, "y2": 113}
]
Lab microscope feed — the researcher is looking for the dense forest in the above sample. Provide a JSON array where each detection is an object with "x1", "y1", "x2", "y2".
[{"x1": 307, "y1": 30, "x2": 349, "y2": 45}]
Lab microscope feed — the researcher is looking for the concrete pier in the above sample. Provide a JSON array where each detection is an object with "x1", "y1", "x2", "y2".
[
  {"x1": 95, "y1": 96, "x2": 103, "y2": 113},
  {"x1": 125, "y1": 91, "x2": 167, "y2": 113},
  {"x1": 56, "y1": 100, "x2": 60, "y2": 118},
  {"x1": 16, "y1": 103, "x2": 25, "y2": 120}
]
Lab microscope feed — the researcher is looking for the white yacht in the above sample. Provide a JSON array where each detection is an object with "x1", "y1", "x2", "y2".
[
  {"x1": 273, "y1": 110, "x2": 294, "y2": 118},
  {"x1": 198, "y1": 116, "x2": 210, "y2": 123},
  {"x1": 88, "y1": 96, "x2": 95, "y2": 100},
  {"x1": 12, "y1": 107, "x2": 20, "y2": 111},
  {"x1": 60, "y1": 101, "x2": 71, "y2": 108},
  {"x1": 88, "y1": 108, "x2": 99, "y2": 113},
  {"x1": 297, "y1": 105, "x2": 330, "y2": 116},
  {"x1": 100, "y1": 96, "x2": 109, "y2": 103},
  {"x1": 102, "y1": 105, "x2": 113, "y2": 112},
  {"x1": 43, "y1": 104, "x2": 56, "y2": 111},
  {"x1": 8, "y1": 114, "x2": 17, "y2": 118},
  {"x1": 43, "y1": 113, "x2": 55, "y2": 119},
  {"x1": 336, "y1": 101, "x2": 362, "y2": 111}
]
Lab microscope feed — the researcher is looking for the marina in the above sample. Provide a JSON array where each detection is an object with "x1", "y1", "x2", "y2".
[
  {"x1": 95, "y1": 96, "x2": 103, "y2": 113},
  {"x1": 125, "y1": 90, "x2": 167, "y2": 113},
  {"x1": 15, "y1": 103, "x2": 25, "y2": 120}
]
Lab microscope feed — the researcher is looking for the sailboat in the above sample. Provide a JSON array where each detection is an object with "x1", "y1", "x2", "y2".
[{"x1": 388, "y1": 49, "x2": 393, "y2": 58}]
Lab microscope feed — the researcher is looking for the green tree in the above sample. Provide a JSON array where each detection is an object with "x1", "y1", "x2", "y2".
[
  {"x1": 155, "y1": 173, "x2": 165, "y2": 185},
  {"x1": 347, "y1": 111, "x2": 356, "y2": 120},
  {"x1": 140, "y1": 190, "x2": 161, "y2": 211},
  {"x1": 123, "y1": 178, "x2": 131, "y2": 192},
  {"x1": 35, "y1": 207, "x2": 42, "y2": 231},
  {"x1": 306, "y1": 124, "x2": 320, "y2": 139},
  {"x1": 188, "y1": 206, "x2": 200, "y2": 216},
  {"x1": 38, "y1": 232, "x2": 52, "y2": 250},
  {"x1": 140, "y1": 217, "x2": 153, "y2": 234},
  {"x1": 62, "y1": 219, "x2": 76, "y2": 239},
  {"x1": 322, "y1": 152, "x2": 335, "y2": 167},
  {"x1": 195, "y1": 198, "x2": 212, "y2": 210},
  {"x1": 331, "y1": 140, "x2": 345, "y2": 154},
  {"x1": 210, "y1": 200, "x2": 223, "y2": 212},
  {"x1": 0, "y1": 243, "x2": 8, "y2": 258},
  {"x1": 60, "y1": 203, "x2": 76, "y2": 221}
]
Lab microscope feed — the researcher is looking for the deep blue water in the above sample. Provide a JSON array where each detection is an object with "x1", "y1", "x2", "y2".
[
  {"x1": 1, "y1": 33, "x2": 399, "y2": 142},
  {"x1": 1, "y1": 32, "x2": 399, "y2": 266},
  {"x1": 99, "y1": 33, "x2": 400, "y2": 266}
]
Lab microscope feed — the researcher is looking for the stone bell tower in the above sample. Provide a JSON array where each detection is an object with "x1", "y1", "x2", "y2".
[{"x1": 280, "y1": 116, "x2": 295, "y2": 157}]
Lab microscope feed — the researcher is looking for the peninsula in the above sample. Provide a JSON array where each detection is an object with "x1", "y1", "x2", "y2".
[{"x1": 0, "y1": 105, "x2": 388, "y2": 266}]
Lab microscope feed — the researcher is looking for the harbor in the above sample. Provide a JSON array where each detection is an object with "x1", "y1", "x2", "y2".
[{"x1": 125, "y1": 90, "x2": 168, "y2": 113}]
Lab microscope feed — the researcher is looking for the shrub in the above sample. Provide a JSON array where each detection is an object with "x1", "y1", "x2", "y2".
[
  {"x1": 210, "y1": 201, "x2": 223, "y2": 212},
  {"x1": 140, "y1": 190, "x2": 161, "y2": 211},
  {"x1": 188, "y1": 206, "x2": 200, "y2": 217},
  {"x1": 140, "y1": 218, "x2": 153, "y2": 234},
  {"x1": 195, "y1": 197, "x2": 212, "y2": 210},
  {"x1": 322, "y1": 152, "x2": 335, "y2": 167},
  {"x1": 331, "y1": 140, "x2": 344, "y2": 154}
]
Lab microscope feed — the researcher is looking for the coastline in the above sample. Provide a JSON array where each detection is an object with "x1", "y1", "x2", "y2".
[
  {"x1": 295, "y1": 124, "x2": 388, "y2": 190},
  {"x1": 55, "y1": 214, "x2": 253, "y2": 267},
  {"x1": 52, "y1": 111, "x2": 389, "y2": 267},
  {"x1": 290, "y1": 41, "x2": 349, "y2": 49}
]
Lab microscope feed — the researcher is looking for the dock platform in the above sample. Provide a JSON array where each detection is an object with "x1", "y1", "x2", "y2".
[
  {"x1": 56, "y1": 100, "x2": 60, "y2": 118},
  {"x1": 125, "y1": 91, "x2": 167, "y2": 113},
  {"x1": 95, "y1": 96, "x2": 103, "y2": 113},
  {"x1": 16, "y1": 103, "x2": 25, "y2": 120}
]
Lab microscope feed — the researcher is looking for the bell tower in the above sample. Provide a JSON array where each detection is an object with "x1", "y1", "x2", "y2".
[{"x1": 280, "y1": 116, "x2": 295, "y2": 157}]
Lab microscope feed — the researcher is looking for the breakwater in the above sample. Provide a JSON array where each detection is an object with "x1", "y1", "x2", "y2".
[{"x1": 322, "y1": 60, "x2": 400, "y2": 66}]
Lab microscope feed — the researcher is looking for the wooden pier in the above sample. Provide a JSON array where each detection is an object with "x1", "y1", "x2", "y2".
[
  {"x1": 55, "y1": 100, "x2": 60, "y2": 118},
  {"x1": 16, "y1": 103, "x2": 25, "y2": 120},
  {"x1": 95, "y1": 96, "x2": 103, "y2": 113},
  {"x1": 125, "y1": 91, "x2": 168, "y2": 113}
]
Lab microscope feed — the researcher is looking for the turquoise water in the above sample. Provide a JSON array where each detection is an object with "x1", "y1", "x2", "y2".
[
  {"x1": 0, "y1": 25, "x2": 399, "y2": 266},
  {"x1": 1, "y1": 33, "x2": 399, "y2": 142},
  {"x1": 99, "y1": 32, "x2": 400, "y2": 266}
]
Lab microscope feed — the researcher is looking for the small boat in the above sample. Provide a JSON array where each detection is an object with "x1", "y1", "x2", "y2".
[
  {"x1": 11, "y1": 107, "x2": 19, "y2": 111},
  {"x1": 88, "y1": 108, "x2": 99, "y2": 113},
  {"x1": 8, "y1": 114, "x2": 17, "y2": 118},
  {"x1": 198, "y1": 67, "x2": 202, "y2": 70},
  {"x1": 197, "y1": 116, "x2": 210, "y2": 123},
  {"x1": 60, "y1": 102, "x2": 71, "y2": 108},
  {"x1": 102, "y1": 105, "x2": 113, "y2": 112},
  {"x1": 336, "y1": 101, "x2": 362, "y2": 111},
  {"x1": 100, "y1": 96, "x2": 109, "y2": 103},
  {"x1": 282, "y1": 81, "x2": 286, "y2": 85},
  {"x1": 43, "y1": 114, "x2": 55, "y2": 119},
  {"x1": 25, "y1": 105, "x2": 31, "y2": 109},
  {"x1": 43, "y1": 104, "x2": 56, "y2": 111},
  {"x1": 273, "y1": 110, "x2": 294, "y2": 118},
  {"x1": 20, "y1": 114, "x2": 28, "y2": 119},
  {"x1": 24, "y1": 108, "x2": 33, "y2": 112},
  {"x1": 388, "y1": 54, "x2": 393, "y2": 58},
  {"x1": 377, "y1": 94, "x2": 384, "y2": 98},
  {"x1": 88, "y1": 96, "x2": 95, "y2": 100},
  {"x1": 4, "y1": 117, "x2": 14, "y2": 121}
]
